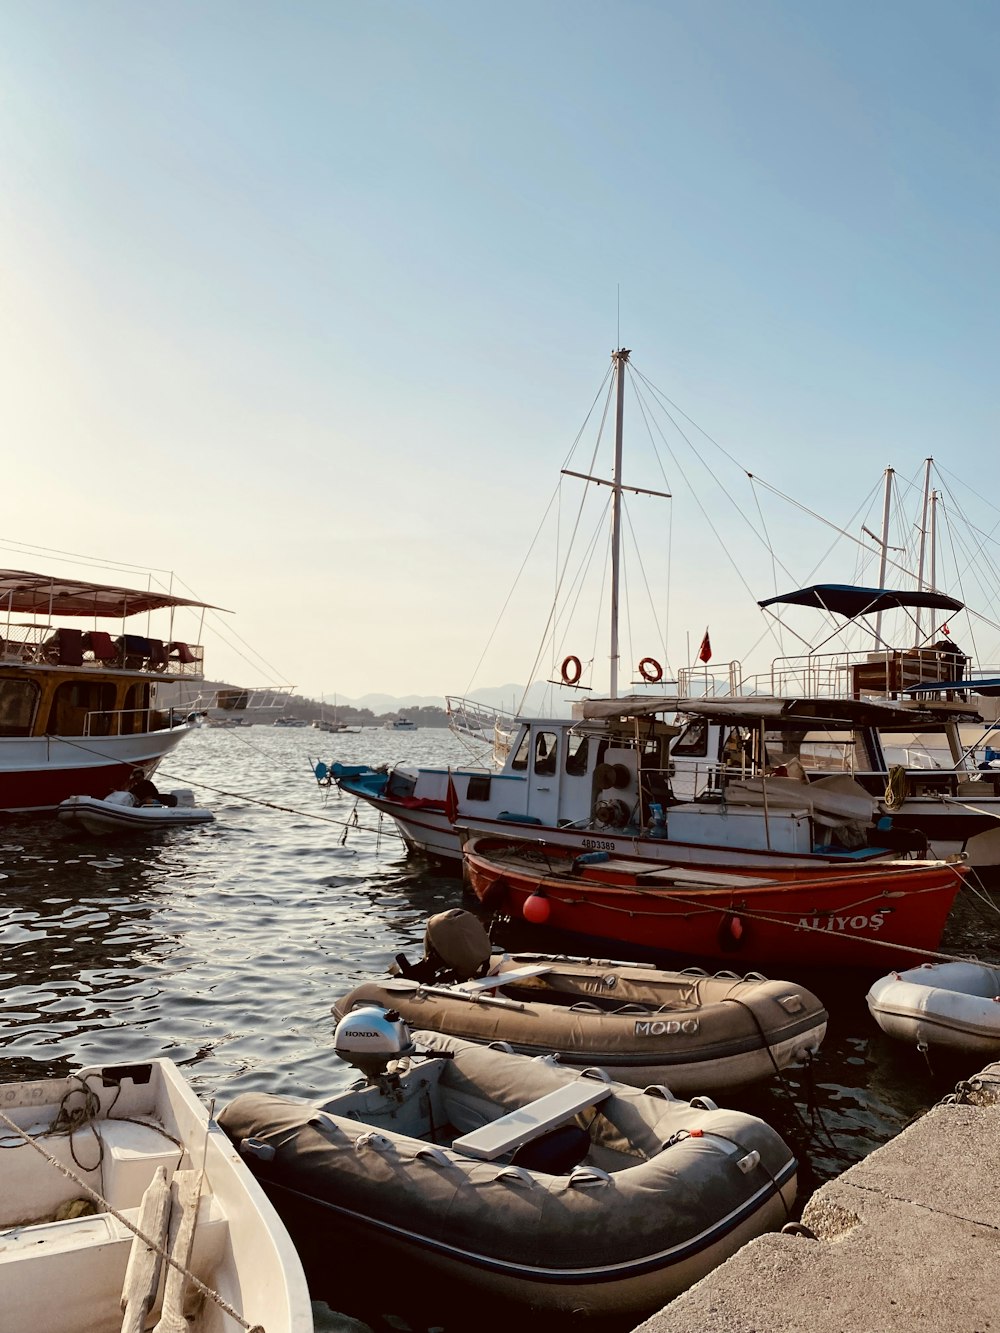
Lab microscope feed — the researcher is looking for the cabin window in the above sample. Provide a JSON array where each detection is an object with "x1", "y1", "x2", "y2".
[
  {"x1": 510, "y1": 730, "x2": 531, "y2": 771},
  {"x1": 533, "y1": 731, "x2": 558, "y2": 775},
  {"x1": 566, "y1": 733, "x2": 590, "y2": 776},
  {"x1": 466, "y1": 774, "x2": 492, "y2": 801},
  {"x1": 0, "y1": 678, "x2": 40, "y2": 736},
  {"x1": 798, "y1": 730, "x2": 857, "y2": 772},
  {"x1": 672, "y1": 718, "x2": 709, "y2": 758},
  {"x1": 46, "y1": 681, "x2": 118, "y2": 736}
]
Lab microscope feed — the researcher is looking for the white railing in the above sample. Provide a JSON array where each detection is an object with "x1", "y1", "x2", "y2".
[
  {"x1": 82, "y1": 706, "x2": 190, "y2": 737},
  {"x1": 446, "y1": 696, "x2": 519, "y2": 764},
  {"x1": 676, "y1": 661, "x2": 744, "y2": 698}
]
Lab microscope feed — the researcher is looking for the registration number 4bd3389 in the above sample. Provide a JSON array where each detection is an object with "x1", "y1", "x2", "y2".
[{"x1": 582, "y1": 838, "x2": 615, "y2": 851}]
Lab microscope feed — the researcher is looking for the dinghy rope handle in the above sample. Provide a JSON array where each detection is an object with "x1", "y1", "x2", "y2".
[
  {"x1": 638, "y1": 657, "x2": 663, "y2": 683},
  {"x1": 561, "y1": 655, "x2": 582, "y2": 686},
  {"x1": 0, "y1": 1106, "x2": 265, "y2": 1333}
]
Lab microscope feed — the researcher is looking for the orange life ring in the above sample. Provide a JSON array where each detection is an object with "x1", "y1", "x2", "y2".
[
  {"x1": 638, "y1": 657, "x2": 663, "y2": 683},
  {"x1": 560, "y1": 655, "x2": 582, "y2": 686}
]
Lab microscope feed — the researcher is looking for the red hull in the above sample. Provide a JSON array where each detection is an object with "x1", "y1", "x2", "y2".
[
  {"x1": 463, "y1": 838, "x2": 966, "y2": 968},
  {"x1": 0, "y1": 762, "x2": 141, "y2": 812}
]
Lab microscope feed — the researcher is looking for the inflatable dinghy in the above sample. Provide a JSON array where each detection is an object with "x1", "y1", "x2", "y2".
[
  {"x1": 867, "y1": 960, "x2": 1000, "y2": 1056},
  {"x1": 334, "y1": 909, "x2": 828, "y2": 1095},
  {"x1": 57, "y1": 789, "x2": 215, "y2": 835},
  {"x1": 220, "y1": 1007, "x2": 796, "y2": 1325}
]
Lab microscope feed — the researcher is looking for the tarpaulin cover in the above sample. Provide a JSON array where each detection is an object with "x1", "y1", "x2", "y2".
[{"x1": 758, "y1": 584, "x2": 963, "y2": 618}]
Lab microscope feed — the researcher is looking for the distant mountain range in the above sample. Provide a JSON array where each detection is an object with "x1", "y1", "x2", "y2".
[
  {"x1": 336, "y1": 683, "x2": 572, "y2": 716},
  {"x1": 159, "y1": 679, "x2": 573, "y2": 722}
]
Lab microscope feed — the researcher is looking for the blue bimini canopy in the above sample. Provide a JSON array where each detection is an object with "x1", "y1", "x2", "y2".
[{"x1": 758, "y1": 584, "x2": 964, "y2": 619}]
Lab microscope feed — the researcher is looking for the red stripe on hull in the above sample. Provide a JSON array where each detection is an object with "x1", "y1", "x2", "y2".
[{"x1": 1, "y1": 761, "x2": 152, "y2": 813}]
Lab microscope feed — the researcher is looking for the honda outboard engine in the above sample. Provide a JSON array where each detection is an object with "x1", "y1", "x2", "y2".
[{"x1": 334, "y1": 1005, "x2": 415, "y2": 1083}]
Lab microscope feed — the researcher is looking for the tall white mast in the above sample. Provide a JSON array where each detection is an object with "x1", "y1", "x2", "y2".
[
  {"x1": 609, "y1": 348, "x2": 629, "y2": 699},
  {"x1": 874, "y1": 466, "x2": 894, "y2": 649},
  {"x1": 914, "y1": 457, "x2": 933, "y2": 644},
  {"x1": 560, "y1": 349, "x2": 670, "y2": 700}
]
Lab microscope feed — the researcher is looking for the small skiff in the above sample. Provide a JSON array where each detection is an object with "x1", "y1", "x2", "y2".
[
  {"x1": 220, "y1": 1008, "x2": 796, "y2": 1326},
  {"x1": 57, "y1": 789, "x2": 215, "y2": 835},
  {"x1": 0, "y1": 1058, "x2": 313, "y2": 1333},
  {"x1": 867, "y1": 960, "x2": 1000, "y2": 1056},
  {"x1": 462, "y1": 832, "x2": 968, "y2": 967},
  {"x1": 334, "y1": 909, "x2": 828, "y2": 1095}
]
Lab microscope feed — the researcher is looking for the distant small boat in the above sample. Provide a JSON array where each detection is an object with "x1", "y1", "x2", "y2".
[
  {"x1": 867, "y1": 960, "x2": 1000, "y2": 1056},
  {"x1": 383, "y1": 716, "x2": 417, "y2": 730},
  {"x1": 0, "y1": 1058, "x2": 313, "y2": 1333},
  {"x1": 334, "y1": 909, "x2": 828, "y2": 1095},
  {"x1": 273, "y1": 717, "x2": 309, "y2": 728},
  {"x1": 57, "y1": 789, "x2": 215, "y2": 835}
]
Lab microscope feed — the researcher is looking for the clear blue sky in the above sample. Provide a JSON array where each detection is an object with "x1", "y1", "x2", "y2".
[{"x1": 2, "y1": 2, "x2": 997, "y2": 699}]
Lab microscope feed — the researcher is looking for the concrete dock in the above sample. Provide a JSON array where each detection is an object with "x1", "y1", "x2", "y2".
[{"x1": 636, "y1": 1062, "x2": 1000, "y2": 1333}]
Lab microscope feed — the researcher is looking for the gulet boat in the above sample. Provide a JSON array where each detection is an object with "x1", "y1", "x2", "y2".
[{"x1": 0, "y1": 568, "x2": 215, "y2": 812}]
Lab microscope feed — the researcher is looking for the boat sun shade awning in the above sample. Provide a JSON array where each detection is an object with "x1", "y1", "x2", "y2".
[
  {"x1": 0, "y1": 570, "x2": 225, "y2": 618},
  {"x1": 758, "y1": 584, "x2": 964, "y2": 619}
]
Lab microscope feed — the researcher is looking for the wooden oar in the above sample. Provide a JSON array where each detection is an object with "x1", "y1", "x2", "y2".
[
  {"x1": 152, "y1": 1169, "x2": 203, "y2": 1333},
  {"x1": 120, "y1": 1165, "x2": 171, "y2": 1333}
]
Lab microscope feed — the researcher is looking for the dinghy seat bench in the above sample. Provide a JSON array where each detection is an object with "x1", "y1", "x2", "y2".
[{"x1": 452, "y1": 1077, "x2": 613, "y2": 1161}]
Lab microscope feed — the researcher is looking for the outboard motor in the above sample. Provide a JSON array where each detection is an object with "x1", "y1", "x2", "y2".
[
  {"x1": 334, "y1": 1005, "x2": 415, "y2": 1085},
  {"x1": 392, "y1": 908, "x2": 493, "y2": 984}
]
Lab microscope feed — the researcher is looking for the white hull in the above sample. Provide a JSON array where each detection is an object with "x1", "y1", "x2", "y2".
[
  {"x1": 0, "y1": 1058, "x2": 313, "y2": 1333},
  {"x1": 353, "y1": 789, "x2": 892, "y2": 872},
  {"x1": 57, "y1": 793, "x2": 215, "y2": 836},
  {"x1": 867, "y1": 961, "x2": 1000, "y2": 1055}
]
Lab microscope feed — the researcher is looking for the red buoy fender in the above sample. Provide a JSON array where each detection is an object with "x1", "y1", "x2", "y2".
[
  {"x1": 638, "y1": 657, "x2": 663, "y2": 683},
  {"x1": 561, "y1": 655, "x2": 582, "y2": 686}
]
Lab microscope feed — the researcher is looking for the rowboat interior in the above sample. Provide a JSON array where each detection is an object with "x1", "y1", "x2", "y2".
[{"x1": 0, "y1": 1059, "x2": 310, "y2": 1333}]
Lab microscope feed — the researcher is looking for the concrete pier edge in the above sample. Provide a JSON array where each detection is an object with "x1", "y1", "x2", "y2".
[{"x1": 635, "y1": 1060, "x2": 1000, "y2": 1333}]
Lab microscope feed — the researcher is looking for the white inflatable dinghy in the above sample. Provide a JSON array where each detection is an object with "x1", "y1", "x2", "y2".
[
  {"x1": 867, "y1": 960, "x2": 1000, "y2": 1056},
  {"x1": 57, "y1": 789, "x2": 215, "y2": 835}
]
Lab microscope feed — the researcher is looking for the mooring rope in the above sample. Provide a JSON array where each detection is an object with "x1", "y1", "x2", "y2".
[{"x1": 43, "y1": 733, "x2": 399, "y2": 839}]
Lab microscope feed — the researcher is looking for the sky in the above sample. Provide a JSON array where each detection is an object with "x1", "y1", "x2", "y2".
[{"x1": 2, "y1": 1, "x2": 997, "y2": 703}]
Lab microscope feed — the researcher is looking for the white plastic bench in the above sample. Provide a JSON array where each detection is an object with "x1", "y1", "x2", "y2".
[
  {"x1": 453, "y1": 962, "x2": 552, "y2": 994},
  {"x1": 452, "y1": 1079, "x2": 612, "y2": 1161}
]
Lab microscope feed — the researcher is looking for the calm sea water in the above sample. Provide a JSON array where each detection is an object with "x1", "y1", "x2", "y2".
[{"x1": 3, "y1": 725, "x2": 999, "y2": 1330}]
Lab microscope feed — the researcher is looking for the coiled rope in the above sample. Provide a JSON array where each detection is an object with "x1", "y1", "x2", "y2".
[{"x1": 883, "y1": 765, "x2": 910, "y2": 810}]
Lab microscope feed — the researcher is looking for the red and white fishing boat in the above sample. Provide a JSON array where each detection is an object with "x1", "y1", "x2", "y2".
[
  {"x1": 0, "y1": 567, "x2": 215, "y2": 812},
  {"x1": 462, "y1": 832, "x2": 968, "y2": 968}
]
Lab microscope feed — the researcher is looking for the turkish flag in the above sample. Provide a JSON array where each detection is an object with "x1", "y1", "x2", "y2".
[
  {"x1": 445, "y1": 772, "x2": 460, "y2": 824},
  {"x1": 698, "y1": 630, "x2": 712, "y2": 663}
]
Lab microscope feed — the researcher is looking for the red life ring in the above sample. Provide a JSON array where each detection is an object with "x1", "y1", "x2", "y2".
[
  {"x1": 638, "y1": 657, "x2": 663, "y2": 683},
  {"x1": 560, "y1": 655, "x2": 582, "y2": 686}
]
